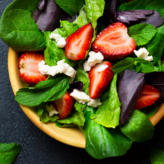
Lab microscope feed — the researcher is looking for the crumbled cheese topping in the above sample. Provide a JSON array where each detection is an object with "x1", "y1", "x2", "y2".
[
  {"x1": 134, "y1": 48, "x2": 153, "y2": 61},
  {"x1": 49, "y1": 33, "x2": 66, "y2": 48},
  {"x1": 83, "y1": 51, "x2": 104, "y2": 71},
  {"x1": 46, "y1": 104, "x2": 58, "y2": 117}
]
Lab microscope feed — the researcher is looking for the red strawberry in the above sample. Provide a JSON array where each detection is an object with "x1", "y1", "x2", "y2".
[
  {"x1": 65, "y1": 23, "x2": 93, "y2": 61},
  {"x1": 89, "y1": 61, "x2": 114, "y2": 99},
  {"x1": 18, "y1": 52, "x2": 47, "y2": 84},
  {"x1": 134, "y1": 85, "x2": 161, "y2": 110},
  {"x1": 54, "y1": 91, "x2": 75, "y2": 120},
  {"x1": 92, "y1": 22, "x2": 136, "y2": 60}
]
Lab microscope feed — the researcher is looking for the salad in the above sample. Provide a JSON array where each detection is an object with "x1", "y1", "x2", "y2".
[{"x1": 1, "y1": 0, "x2": 164, "y2": 160}]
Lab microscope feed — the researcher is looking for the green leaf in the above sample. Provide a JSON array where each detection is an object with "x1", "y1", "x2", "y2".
[
  {"x1": 85, "y1": 0, "x2": 105, "y2": 37},
  {"x1": 37, "y1": 103, "x2": 59, "y2": 123},
  {"x1": 112, "y1": 57, "x2": 135, "y2": 74},
  {"x1": 74, "y1": 6, "x2": 89, "y2": 27},
  {"x1": 15, "y1": 75, "x2": 70, "y2": 107},
  {"x1": 0, "y1": 143, "x2": 21, "y2": 164},
  {"x1": 128, "y1": 23, "x2": 157, "y2": 46},
  {"x1": 120, "y1": 110, "x2": 154, "y2": 142},
  {"x1": 54, "y1": 0, "x2": 84, "y2": 16},
  {"x1": 58, "y1": 111, "x2": 85, "y2": 126},
  {"x1": 44, "y1": 31, "x2": 76, "y2": 67},
  {"x1": 149, "y1": 147, "x2": 164, "y2": 164},
  {"x1": 74, "y1": 101, "x2": 87, "y2": 112},
  {"x1": 0, "y1": 0, "x2": 45, "y2": 52},
  {"x1": 119, "y1": 0, "x2": 164, "y2": 65},
  {"x1": 82, "y1": 106, "x2": 132, "y2": 159},
  {"x1": 91, "y1": 74, "x2": 121, "y2": 128},
  {"x1": 75, "y1": 68, "x2": 90, "y2": 95}
]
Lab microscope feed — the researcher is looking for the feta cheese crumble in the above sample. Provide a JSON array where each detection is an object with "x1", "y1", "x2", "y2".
[
  {"x1": 49, "y1": 33, "x2": 66, "y2": 48},
  {"x1": 70, "y1": 89, "x2": 102, "y2": 107},
  {"x1": 46, "y1": 104, "x2": 58, "y2": 117},
  {"x1": 38, "y1": 60, "x2": 76, "y2": 80},
  {"x1": 83, "y1": 51, "x2": 104, "y2": 71},
  {"x1": 134, "y1": 48, "x2": 153, "y2": 61}
]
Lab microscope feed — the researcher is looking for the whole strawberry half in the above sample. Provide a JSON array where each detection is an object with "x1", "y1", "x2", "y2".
[
  {"x1": 54, "y1": 91, "x2": 75, "y2": 120},
  {"x1": 92, "y1": 22, "x2": 136, "y2": 60},
  {"x1": 18, "y1": 52, "x2": 47, "y2": 84},
  {"x1": 134, "y1": 85, "x2": 161, "y2": 110},
  {"x1": 65, "y1": 23, "x2": 93, "y2": 61},
  {"x1": 89, "y1": 61, "x2": 114, "y2": 99}
]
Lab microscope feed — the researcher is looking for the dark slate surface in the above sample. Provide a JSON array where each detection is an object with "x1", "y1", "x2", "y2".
[{"x1": 0, "y1": 1, "x2": 164, "y2": 164}]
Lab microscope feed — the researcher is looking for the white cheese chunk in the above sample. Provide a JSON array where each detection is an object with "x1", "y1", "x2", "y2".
[
  {"x1": 83, "y1": 51, "x2": 104, "y2": 71},
  {"x1": 38, "y1": 60, "x2": 76, "y2": 79},
  {"x1": 49, "y1": 33, "x2": 66, "y2": 48},
  {"x1": 87, "y1": 99, "x2": 102, "y2": 108},
  {"x1": 46, "y1": 104, "x2": 58, "y2": 117},
  {"x1": 134, "y1": 48, "x2": 153, "y2": 61}
]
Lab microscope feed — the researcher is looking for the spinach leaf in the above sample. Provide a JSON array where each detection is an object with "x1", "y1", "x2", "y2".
[
  {"x1": 74, "y1": 101, "x2": 87, "y2": 112},
  {"x1": 149, "y1": 147, "x2": 164, "y2": 164},
  {"x1": 82, "y1": 106, "x2": 132, "y2": 159},
  {"x1": 91, "y1": 74, "x2": 121, "y2": 128},
  {"x1": 54, "y1": 0, "x2": 84, "y2": 16},
  {"x1": 128, "y1": 23, "x2": 157, "y2": 46},
  {"x1": 15, "y1": 75, "x2": 70, "y2": 106},
  {"x1": 119, "y1": 0, "x2": 164, "y2": 65},
  {"x1": 75, "y1": 68, "x2": 90, "y2": 95},
  {"x1": 0, "y1": 0, "x2": 45, "y2": 52},
  {"x1": 37, "y1": 103, "x2": 59, "y2": 123},
  {"x1": 74, "y1": 6, "x2": 89, "y2": 27},
  {"x1": 0, "y1": 143, "x2": 21, "y2": 164},
  {"x1": 58, "y1": 110, "x2": 85, "y2": 126},
  {"x1": 44, "y1": 31, "x2": 76, "y2": 67},
  {"x1": 120, "y1": 110, "x2": 154, "y2": 142}
]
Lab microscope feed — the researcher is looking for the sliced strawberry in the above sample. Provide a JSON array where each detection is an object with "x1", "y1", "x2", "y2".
[
  {"x1": 18, "y1": 52, "x2": 47, "y2": 84},
  {"x1": 65, "y1": 23, "x2": 93, "y2": 61},
  {"x1": 92, "y1": 22, "x2": 136, "y2": 60},
  {"x1": 89, "y1": 61, "x2": 114, "y2": 99},
  {"x1": 54, "y1": 91, "x2": 75, "y2": 120},
  {"x1": 134, "y1": 85, "x2": 161, "y2": 110}
]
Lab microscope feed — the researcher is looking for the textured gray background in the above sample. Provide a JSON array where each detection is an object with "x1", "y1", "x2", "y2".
[{"x1": 0, "y1": 0, "x2": 164, "y2": 164}]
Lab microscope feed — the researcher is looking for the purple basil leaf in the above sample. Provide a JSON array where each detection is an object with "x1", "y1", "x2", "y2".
[
  {"x1": 139, "y1": 11, "x2": 164, "y2": 28},
  {"x1": 117, "y1": 10, "x2": 154, "y2": 24},
  {"x1": 38, "y1": 0, "x2": 46, "y2": 10},
  {"x1": 32, "y1": 0, "x2": 76, "y2": 32},
  {"x1": 69, "y1": 82, "x2": 83, "y2": 92},
  {"x1": 145, "y1": 73, "x2": 164, "y2": 103},
  {"x1": 117, "y1": 70, "x2": 145, "y2": 125}
]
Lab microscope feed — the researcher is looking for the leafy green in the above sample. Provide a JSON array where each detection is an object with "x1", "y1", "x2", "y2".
[
  {"x1": 0, "y1": 0, "x2": 45, "y2": 52},
  {"x1": 54, "y1": 0, "x2": 84, "y2": 16},
  {"x1": 119, "y1": 0, "x2": 164, "y2": 65},
  {"x1": 149, "y1": 147, "x2": 164, "y2": 164},
  {"x1": 75, "y1": 68, "x2": 90, "y2": 95},
  {"x1": 91, "y1": 74, "x2": 121, "y2": 128},
  {"x1": 74, "y1": 101, "x2": 87, "y2": 112},
  {"x1": 15, "y1": 75, "x2": 70, "y2": 107},
  {"x1": 74, "y1": 6, "x2": 89, "y2": 27},
  {"x1": 58, "y1": 111, "x2": 85, "y2": 126},
  {"x1": 0, "y1": 143, "x2": 21, "y2": 164},
  {"x1": 120, "y1": 110, "x2": 154, "y2": 142},
  {"x1": 44, "y1": 31, "x2": 76, "y2": 67},
  {"x1": 37, "y1": 103, "x2": 59, "y2": 123},
  {"x1": 128, "y1": 23, "x2": 157, "y2": 46},
  {"x1": 85, "y1": 0, "x2": 105, "y2": 37},
  {"x1": 82, "y1": 106, "x2": 132, "y2": 159}
]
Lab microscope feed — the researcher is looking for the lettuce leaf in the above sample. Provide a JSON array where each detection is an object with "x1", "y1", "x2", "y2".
[
  {"x1": 119, "y1": 0, "x2": 164, "y2": 65},
  {"x1": 74, "y1": 101, "x2": 87, "y2": 112},
  {"x1": 91, "y1": 74, "x2": 121, "y2": 128}
]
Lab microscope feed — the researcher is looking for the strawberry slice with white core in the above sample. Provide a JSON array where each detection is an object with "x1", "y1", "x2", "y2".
[
  {"x1": 92, "y1": 22, "x2": 136, "y2": 60},
  {"x1": 54, "y1": 91, "x2": 75, "y2": 120},
  {"x1": 65, "y1": 23, "x2": 93, "y2": 61},
  {"x1": 134, "y1": 85, "x2": 161, "y2": 110},
  {"x1": 18, "y1": 52, "x2": 47, "y2": 84},
  {"x1": 89, "y1": 61, "x2": 114, "y2": 99}
]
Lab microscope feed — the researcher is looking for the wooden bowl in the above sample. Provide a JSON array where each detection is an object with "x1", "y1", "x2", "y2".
[{"x1": 8, "y1": 48, "x2": 164, "y2": 148}]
